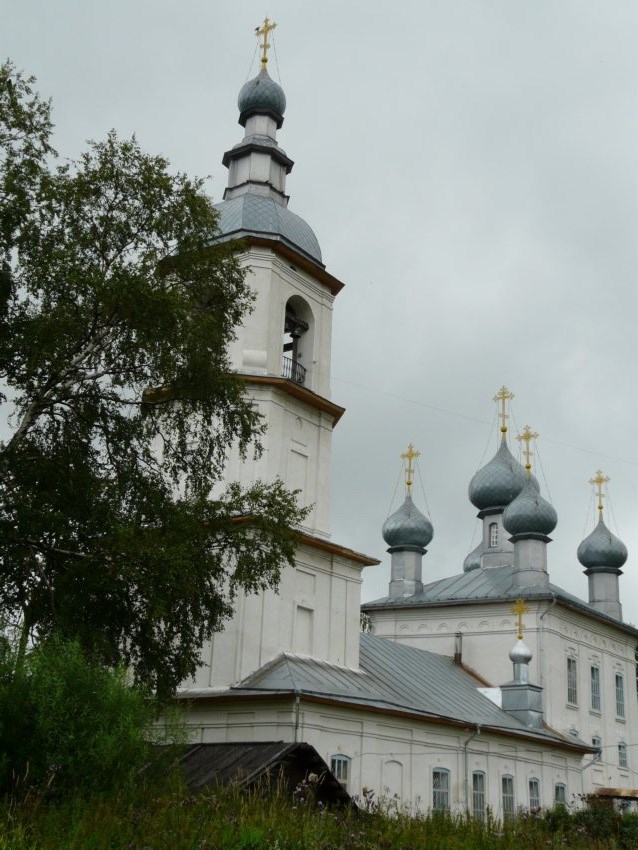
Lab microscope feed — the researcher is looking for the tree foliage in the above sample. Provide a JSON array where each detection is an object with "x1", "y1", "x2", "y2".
[
  {"x1": 0, "y1": 635, "x2": 179, "y2": 795},
  {"x1": 0, "y1": 61, "x2": 308, "y2": 699}
]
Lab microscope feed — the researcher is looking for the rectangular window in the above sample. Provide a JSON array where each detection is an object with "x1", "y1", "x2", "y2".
[
  {"x1": 330, "y1": 755, "x2": 350, "y2": 788},
  {"x1": 472, "y1": 771, "x2": 486, "y2": 820},
  {"x1": 619, "y1": 743, "x2": 628, "y2": 769},
  {"x1": 502, "y1": 775, "x2": 515, "y2": 819},
  {"x1": 433, "y1": 768, "x2": 450, "y2": 812},
  {"x1": 590, "y1": 666, "x2": 601, "y2": 711},
  {"x1": 528, "y1": 778, "x2": 540, "y2": 811},
  {"x1": 615, "y1": 673, "x2": 625, "y2": 719},
  {"x1": 567, "y1": 658, "x2": 578, "y2": 704},
  {"x1": 554, "y1": 784, "x2": 566, "y2": 806}
]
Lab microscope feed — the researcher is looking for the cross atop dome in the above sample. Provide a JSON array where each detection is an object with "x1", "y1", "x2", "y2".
[
  {"x1": 401, "y1": 444, "x2": 420, "y2": 495},
  {"x1": 256, "y1": 17, "x2": 277, "y2": 68},
  {"x1": 517, "y1": 425, "x2": 539, "y2": 479},
  {"x1": 493, "y1": 385, "x2": 515, "y2": 435},
  {"x1": 589, "y1": 469, "x2": 610, "y2": 517},
  {"x1": 511, "y1": 598, "x2": 531, "y2": 640}
]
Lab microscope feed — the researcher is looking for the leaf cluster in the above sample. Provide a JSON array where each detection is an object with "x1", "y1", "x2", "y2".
[{"x1": 0, "y1": 62, "x2": 308, "y2": 698}]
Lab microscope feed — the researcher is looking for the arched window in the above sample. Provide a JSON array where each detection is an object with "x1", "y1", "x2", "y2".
[
  {"x1": 432, "y1": 768, "x2": 450, "y2": 811},
  {"x1": 489, "y1": 522, "x2": 498, "y2": 548},
  {"x1": 282, "y1": 297, "x2": 313, "y2": 386},
  {"x1": 330, "y1": 754, "x2": 350, "y2": 789},
  {"x1": 554, "y1": 783, "x2": 567, "y2": 807},
  {"x1": 472, "y1": 771, "x2": 486, "y2": 820},
  {"x1": 528, "y1": 778, "x2": 540, "y2": 811},
  {"x1": 502, "y1": 775, "x2": 515, "y2": 819}
]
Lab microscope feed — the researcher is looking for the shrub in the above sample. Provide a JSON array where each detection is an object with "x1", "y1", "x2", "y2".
[{"x1": 0, "y1": 635, "x2": 175, "y2": 796}]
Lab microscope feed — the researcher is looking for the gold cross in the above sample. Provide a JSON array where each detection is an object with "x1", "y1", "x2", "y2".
[
  {"x1": 511, "y1": 598, "x2": 531, "y2": 640},
  {"x1": 493, "y1": 385, "x2": 515, "y2": 434},
  {"x1": 256, "y1": 17, "x2": 277, "y2": 68},
  {"x1": 401, "y1": 444, "x2": 420, "y2": 494},
  {"x1": 589, "y1": 469, "x2": 610, "y2": 517},
  {"x1": 516, "y1": 425, "x2": 539, "y2": 479}
]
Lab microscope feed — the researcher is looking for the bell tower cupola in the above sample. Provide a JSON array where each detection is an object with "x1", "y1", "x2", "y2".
[{"x1": 577, "y1": 471, "x2": 627, "y2": 620}]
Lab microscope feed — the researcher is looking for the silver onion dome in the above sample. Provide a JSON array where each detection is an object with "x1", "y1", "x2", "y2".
[
  {"x1": 509, "y1": 638, "x2": 533, "y2": 665},
  {"x1": 577, "y1": 517, "x2": 628, "y2": 571},
  {"x1": 469, "y1": 438, "x2": 538, "y2": 511},
  {"x1": 503, "y1": 479, "x2": 558, "y2": 537},
  {"x1": 238, "y1": 68, "x2": 286, "y2": 128},
  {"x1": 463, "y1": 543, "x2": 482, "y2": 572},
  {"x1": 382, "y1": 495, "x2": 433, "y2": 550}
]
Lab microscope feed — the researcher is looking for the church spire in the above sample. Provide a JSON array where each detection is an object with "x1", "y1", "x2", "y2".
[{"x1": 223, "y1": 21, "x2": 292, "y2": 206}]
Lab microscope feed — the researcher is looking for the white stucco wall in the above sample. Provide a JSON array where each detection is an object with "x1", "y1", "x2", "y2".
[
  {"x1": 186, "y1": 696, "x2": 586, "y2": 817},
  {"x1": 368, "y1": 598, "x2": 638, "y2": 793}
]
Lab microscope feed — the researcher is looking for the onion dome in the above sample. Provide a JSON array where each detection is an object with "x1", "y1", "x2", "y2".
[
  {"x1": 463, "y1": 543, "x2": 483, "y2": 572},
  {"x1": 509, "y1": 638, "x2": 533, "y2": 665},
  {"x1": 382, "y1": 495, "x2": 433, "y2": 550},
  {"x1": 502, "y1": 479, "x2": 558, "y2": 536},
  {"x1": 469, "y1": 438, "x2": 539, "y2": 511},
  {"x1": 577, "y1": 517, "x2": 627, "y2": 571},
  {"x1": 238, "y1": 69, "x2": 286, "y2": 128}
]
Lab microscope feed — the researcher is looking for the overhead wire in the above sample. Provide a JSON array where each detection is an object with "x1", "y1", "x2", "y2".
[{"x1": 331, "y1": 374, "x2": 637, "y2": 467}]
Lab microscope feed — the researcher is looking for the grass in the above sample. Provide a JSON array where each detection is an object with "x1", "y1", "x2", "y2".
[{"x1": 0, "y1": 781, "x2": 636, "y2": 850}]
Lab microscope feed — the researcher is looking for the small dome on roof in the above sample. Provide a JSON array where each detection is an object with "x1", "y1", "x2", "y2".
[
  {"x1": 577, "y1": 517, "x2": 627, "y2": 571},
  {"x1": 382, "y1": 495, "x2": 433, "y2": 550},
  {"x1": 509, "y1": 638, "x2": 533, "y2": 665},
  {"x1": 463, "y1": 543, "x2": 483, "y2": 573},
  {"x1": 503, "y1": 479, "x2": 557, "y2": 537},
  {"x1": 469, "y1": 438, "x2": 538, "y2": 511},
  {"x1": 238, "y1": 69, "x2": 286, "y2": 128}
]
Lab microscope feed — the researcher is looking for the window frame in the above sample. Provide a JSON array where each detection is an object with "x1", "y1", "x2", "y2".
[
  {"x1": 528, "y1": 777, "x2": 541, "y2": 812},
  {"x1": 566, "y1": 657, "x2": 578, "y2": 705},
  {"x1": 472, "y1": 770, "x2": 486, "y2": 820},
  {"x1": 502, "y1": 774, "x2": 515, "y2": 820},
  {"x1": 330, "y1": 754, "x2": 350, "y2": 788},
  {"x1": 432, "y1": 767, "x2": 450, "y2": 812},
  {"x1": 489, "y1": 522, "x2": 498, "y2": 548},
  {"x1": 590, "y1": 665, "x2": 601, "y2": 712},
  {"x1": 554, "y1": 783, "x2": 567, "y2": 806},
  {"x1": 615, "y1": 673, "x2": 625, "y2": 719},
  {"x1": 618, "y1": 743, "x2": 628, "y2": 769}
]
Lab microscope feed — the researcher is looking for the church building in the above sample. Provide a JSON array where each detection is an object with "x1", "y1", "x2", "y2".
[{"x1": 179, "y1": 23, "x2": 635, "y2": 816}]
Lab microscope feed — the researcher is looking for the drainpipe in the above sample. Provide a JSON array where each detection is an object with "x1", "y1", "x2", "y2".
[
  {"x1": 463, "y1": 725, "x2": 481, "y2": 813},
  {"x1": 538, "y1": 595, "x2": 556, "y2": 693},
  {"x1": 294, "y1": 690, "x2": 301, "y2": 743}
]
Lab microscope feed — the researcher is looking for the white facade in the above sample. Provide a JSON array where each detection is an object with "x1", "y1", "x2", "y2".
[{"x1": 366, "y1": 580, "x2": 638, "y2": 796}]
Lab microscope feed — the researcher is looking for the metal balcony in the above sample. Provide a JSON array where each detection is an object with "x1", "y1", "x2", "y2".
[{"x1": 281, "y1": 356, "x2": 306, "y2": 385}]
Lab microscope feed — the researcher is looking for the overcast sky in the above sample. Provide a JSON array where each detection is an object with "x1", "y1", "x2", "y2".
[{"x1": 5, "y1": 1, "x2": 638, "y2": 623}]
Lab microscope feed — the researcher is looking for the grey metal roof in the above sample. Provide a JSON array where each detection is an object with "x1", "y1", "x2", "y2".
[
  {"x1": 213, "y1": 193, "x2": 322, "y2": 264},
  {"x1": 228, "y1": 634, "x2": 589, "y2": 749},
  {"x1": 361, "y1": 564, "x2": 638, "y2": 637}
]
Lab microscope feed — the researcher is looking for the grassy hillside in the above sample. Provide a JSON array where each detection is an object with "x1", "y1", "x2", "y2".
[{"x1": 1, "y1": 784, "x2": 637, "y2": 850}]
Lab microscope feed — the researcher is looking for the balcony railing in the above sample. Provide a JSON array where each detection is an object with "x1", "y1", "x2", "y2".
[{"x1": 281, "y1": 355, "x2": 306, "y2": 385}]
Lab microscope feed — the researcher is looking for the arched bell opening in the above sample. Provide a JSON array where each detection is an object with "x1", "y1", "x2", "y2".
[{"x1": 282, "y1": 295, "x2": 314, "y2": 387}]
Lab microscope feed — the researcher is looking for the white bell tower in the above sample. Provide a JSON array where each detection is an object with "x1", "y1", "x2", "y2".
[{"x1": 187, "y1": 23, "x2": 378, "y2": 694}]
